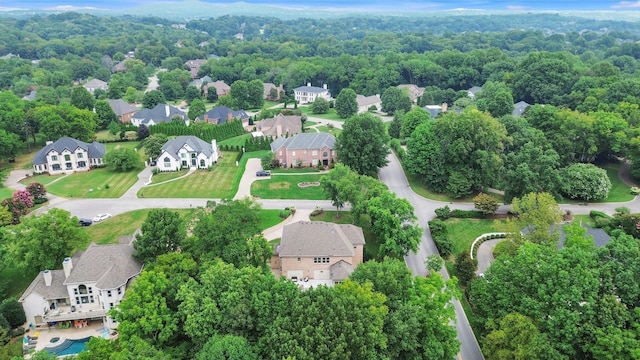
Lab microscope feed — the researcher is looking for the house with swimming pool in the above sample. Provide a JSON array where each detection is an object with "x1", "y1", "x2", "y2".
[{"x1": 19, "y1": 238, "x2": 143, "y2": 330}]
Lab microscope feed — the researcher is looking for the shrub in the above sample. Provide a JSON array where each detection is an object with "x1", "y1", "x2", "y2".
[
  {"x1": 104, "y1": 184, "x2": 110, "y2": 189},
  {"x1": 450, "y1": 209, "x2": 484, "y2": 218},
  {"x1": 433, "y1": 233, "x2": 453, "y2": 257},
  {"x1": 589, "y1": 210, "x2": 610, "y2": 220},
  {"x1": 594, "y1": 217, "x2": 611, "y2": 228},
  {"x1": 473, "y1": 193, "x2": 499, "y2": 216},
  {"x1": 615, "y1": 206, "x2": 630, "y2": 215},
  {"x1": 631, "y1": 187, "x2": 640, "y2": 195},
  {"x1": 560, "y1": 163, "x2": 611, "y2": 201},
  {"x1": 279, "y1": 210, "x2": 291, "y2": 219},
  {"x1": 310, "y1": 207, "x2": 324, "y2": 216},
  {"x1": 434, "y1": 205, "x2": 451, "y2": 219}
]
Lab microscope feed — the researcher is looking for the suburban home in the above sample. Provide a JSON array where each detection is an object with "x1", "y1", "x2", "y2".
[
  {"x1": 107, "y1": 99, "x2": 139, "y2": 124},
  {"x1": 397, "y1": 84, "x2": 425, "y2": 103},
  {"x1": 356, "y1": 94, "x2": 381, "y2": 114},
  {"x1": 130, "y1": 104, "x2": 187, "y2": 127},
  {"x1": 423, "y1": 103, "x2": 449, "y2": 118},
  {"x1": 156, "y1": 135, "x2": 218, "y2": 171},
  {"x1": 19, "y1": 239, "x2": 143, "y2": 329},
  {"x1": 273, "y1": 221, "x2": 365, "y2": 284},
  {"x1": 32, "y1": 137, "x2": 106, "y2": 175},
  {"x1": 467, "y1": 86, "x2": 483, "y2": 99},
  {"x1": 189, "y1": 75, "x2": 213, "y2": 90},
  {"x1": 293, "y1": 83, "x2": 331, "y2": 104},
  {"x1": 111, "y1": 60, "x2": 127, "y2": 73},
  {"x1": 521, "y1": 223, "x2": 611, "y2": 248},
  {"x1": 205, "y1": 80, "x2": 230, "y2": 97},
  {"x1": 195, "y1": 106, "x2": 249, "y2": 126},
  {"x1": 263, "y1": 83, "x2": 284, "y2": 101},
  {"x1": 82, "y1": 79, "x2": 108, "y2": 94},
  {"x1": 256, "y1": 114, "x2": 302, "y2": 137},
  {"x1": 270, "y1": 132, "x2": 336, "y2": 167},
  {"x1": 513, "y1": 100, "x2": 531, "y2": 117},
  {"x1": 22, "y1": 90, "x2": 37, "y2": 101},
  {"x1": 185, "y1": 59, "x2": 207, "y2": 79}
]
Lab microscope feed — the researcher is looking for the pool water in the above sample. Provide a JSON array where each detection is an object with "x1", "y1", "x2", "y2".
[{"x1": 45, "y1": 336, "x2": 92, "y2": 356}]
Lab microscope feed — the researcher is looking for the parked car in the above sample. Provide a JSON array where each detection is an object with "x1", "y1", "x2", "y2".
[
  {"x1": 150, "y1": 160, "x2": 157, "y2": 166},
  {"x1": 256, "y1": 170, "x2": 271, "y2": 177},
  {"x1": 92, "y1": 213, "x2": 112, "y2": 222},
  {"x1": 78, "y1": 218, "x2": 93, "y2": 226}
]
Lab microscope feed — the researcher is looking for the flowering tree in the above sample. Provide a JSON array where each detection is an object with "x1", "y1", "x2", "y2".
[
  {"x1": 3, "y1": 189, "x2": 34, "y2": 224},
  {"x1": 26, "y1": 182, "x2": 47, "y2": 203}
]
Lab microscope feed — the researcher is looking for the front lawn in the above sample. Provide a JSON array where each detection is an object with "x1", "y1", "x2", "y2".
[
  {"x1": 444, "y1": 218, "x2": 511, "y2": 258},
  {"x1": 46, "y1": 168, "x2": 139, "y2": 198},
  {"x1": 600, "y1": 163, "x2": 633, "y2": 202},
  {"x1": 310, "y1": 210, "x2": 381, "y2": 261},
  {"x1": 316, "y1": 125, "x2": 342, "y2": 137},
  {"x1": 251, "y1": 174, "x2": 326, "y2": 200},
  {"x1": 150, "y1": 169, "x2": 189, "y2": 184},
  {"x1": 259, "y1": 209, "x2": 287, "y2": 230},
  {"x1": 299, "y1": 106, "x2": 344, "y2": 121}
]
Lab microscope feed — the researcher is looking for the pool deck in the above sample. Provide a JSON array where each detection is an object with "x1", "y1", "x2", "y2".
[{"x1": 23, "y1": 320, "x2": 107, "y2": 357}]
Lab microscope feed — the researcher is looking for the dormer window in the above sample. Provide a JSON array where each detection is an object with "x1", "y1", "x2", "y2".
[{"x1": 51, "y1": 155, "x2": 58, "y2": 161}]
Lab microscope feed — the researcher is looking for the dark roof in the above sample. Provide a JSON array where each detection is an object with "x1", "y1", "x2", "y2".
[
  {"x1": 132, "y1": 104, "x2": 186, "y2": 125},
  {"x1": 33, "y1": 137, "x2": 106, "y2": 165},
  {"x1": 293, "y1": 85, "x2": 327, "y2": 94},
  {"x1": 196, "y1": 106, "x2": 248, "y2": 124},
  {"x1": 159, "y1": 135, "x2": 215, "y2": 160},
  {"x1": 270, "y1": 132, "x2": 336, "y2": 151},
  {"x1": 107, "y1": 99, "x2": 139, "y2": 117},
  {"x1": 522, "y1": 223, "x2": 611, "y2": 248},
  {"x1": 513, "y1": 101, "x2": 531, "y2": 117}
]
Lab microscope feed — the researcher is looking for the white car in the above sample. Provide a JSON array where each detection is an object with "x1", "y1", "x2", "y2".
[{"x1": 92, "y1": 213, "x2": 112, "y2": 222}]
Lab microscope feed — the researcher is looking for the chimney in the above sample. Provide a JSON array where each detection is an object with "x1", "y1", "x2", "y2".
[
  {"x1": 323, "y1": 84, "x2": 327, "y2": 90},
  {"x1": 276, "y1": 124, "x2": 282, "y2": 137},
  {"x1": 441, "y1": 103, "x2": 448, "y2": 112},
  {"x1": 43, "y1": 269, "x2": 52, "y2": 286},
  {"x1": 211, "y1": 139, "x2": 217, "y2": 153},
  {"x1": 46, "y1": 141, "x2": 53, "y2": 146},
  {"x1": 165, "y1": 105, "x2": 170, "y2": 118},
  {"x1": 63, "y1": 257, "x2": 73, "y2": 279},
  {"x1": 307, "y1": 82, "x2": 311, "y2": 87}
]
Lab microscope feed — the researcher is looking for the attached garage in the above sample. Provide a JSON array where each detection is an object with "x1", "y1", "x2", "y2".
[
  {"x1": 314, "y1": 270, "x2": 331, "y2": 280},
  {"x1": 287, "y1": 270, "x2": 303, "y2": 280}
]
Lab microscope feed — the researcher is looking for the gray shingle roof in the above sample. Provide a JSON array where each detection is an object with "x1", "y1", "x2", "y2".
[
  {"x1": 356, "y1": 94, "x2": 381, "y2": 107},
  {"x1": 189, "y1": 76, "x2": 213, "y2": 89},
  {"x1": 19, "y1": 270, "x2": 68, "y2": 302},
  {"x1": 330, "y1": 260, "x2": 355, "y2": 281},
  {"x1": 159, "y1": 135, "x2": 214, "y2": 160},
  {"x1": 279, "y1": 221, "x2": 365, "y2": 257},
  {"x1": 132, "y1": 104, "x2": 186, "y2": 125},
  {"x1": 64, "y1": 243, "x2": 143, "y2": 289},
  {"x1": 257, "y1": 114, "x2": 302, "y2": 137},
  {"x1": 522, "y1": 223, "x2": 611, "y2": 248},
  {"x1": 293, "y1": 85, "x2": 327, "y2": 94},
  {"x1": 196, "y1": 106, "x2": 248, "y2": 124},
  {"x1": 513, "y1": 101, "x2": 531, "y2": 117},
  {"x1": 83, "y1": 79, "x2": 108, "y2": 89},
  {"x1": 270, "y1": 132, "x2": 336, "y2": 152},
  {"x1": 107, "y1": 99, "x2": 139, "y2": 117},
  {"x1": 33, "y1": 137, "x2": 106, "y2": 165}
]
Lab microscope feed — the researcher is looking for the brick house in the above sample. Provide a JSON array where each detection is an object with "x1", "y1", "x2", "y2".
[
  {"x1": 270, "y1": 132, "x2": 336, "y2": 168},
  {"x1": 107, "y1": 99, "x2": 139, "y2": 124}
]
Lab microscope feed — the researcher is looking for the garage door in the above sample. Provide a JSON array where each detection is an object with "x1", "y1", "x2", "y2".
[
  {"x1": 314, "y1": 270, "x2": 331, "y2": 280},
  {"x1": 287, "y1": 270, "x2": 303, "y2": 280}
]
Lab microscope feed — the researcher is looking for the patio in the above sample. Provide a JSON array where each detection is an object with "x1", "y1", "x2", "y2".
[{"x1": 23, "y1": 320, "x2": 108, "y2": 355}]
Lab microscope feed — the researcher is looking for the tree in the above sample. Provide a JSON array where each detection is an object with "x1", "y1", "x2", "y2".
[
  {"x1": 188, "y1": 98, "x2": 206, "y2": 120},
  {"x1": 381, "y1": 86, "x2": 412, "y2": 115},
  {"x1": 94, "y1": 100, "x2": 118, "y2": 129},
  {"x1": 26, "y1": 182, "x2": 47, "y2": 203},
  {"x1": 1, "y1": 208, "x2": 87, "y2": 270},
  {"x1": 475, "y1": 81, "x2": 514, "y2": 118},
  {"x1": 0, "y1": 129, "x2": 21, "y2": 162},
  {"x1": 336, "y1": 113, "x2": 390, "y2": 177},
  {"x1": 206, "y1": 86, "x2": 218, "y2": 102},
  {"x1": 108, "y1": 121, "x2": 120, "y2": 136},
  {"x1": 143, "y1": 134, "x2": 169, "y2": 160},
  {"x1": 248, "y1": 79, "x2": 265, "y2": 109},
  {"x1": 196, "y1": 335, "x2": 258, "y2": 360},
  {"x1": 388, "y1": 110, "x2": 404, "y2": 139},
  {"x1": 425, "y1": 254, "x2": 444, "y2": 273},
  {"x1": 503, "y1": 141, "x2": 562, "y2": 203},
  {"x1": 184, "y1": 85, "x2": 201, "y2": 105},
  {"x1": 473, "y1": 193, "x2": 499, "y2": 216},
  {"x1": 0, "y1": 298, "x2": 25, "y2": 329},
  {"x1": 321, "y1": 163, "x2": 359, "y2": 215},
  {"x1": 560, "y1": 163, "x2": 612, "y2": 201},
  {"x1": 510, "y1": 192, "x2": 563, "y2": 246},
  {"x1": 483, "y1": 313, "x2": 562, "y2": 360},
  {"x1": 311, "y1": 97, "x2": 329, "y2": 114},
  {"x1": 134, "y1": 209, "x2": 185, "y2": 264},
  {"x1": 350, "y1": 258, "x2": 413, "y2": 306},
  {"x1": 454, "y1": 250, "x2": 477, "y2": 287},
  {"x1": 105, "y1": 148, "x2": 142, "y2": 172},
  {"x1": 401, "y1": 107, "x2": 430, "y2": 138},
  {"x1": 137, "y1": 124, "x2": 150, "y2": 140},
  {"x1": 70, "y1": 86, "x2": 95, "y2": 110},
  {"x1": 142, "y1": 90, "x2": 165, "y2": 109},
  {"x1": 335, "y1": 88, "x2": 358, "y2": 118}
]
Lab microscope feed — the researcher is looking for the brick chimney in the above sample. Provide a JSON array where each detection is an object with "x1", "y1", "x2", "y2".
[{"x1": 276, "y1": 124, "x2": 282, "y2": 137}]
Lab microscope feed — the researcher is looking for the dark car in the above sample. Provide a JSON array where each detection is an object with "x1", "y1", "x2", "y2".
[
  {"x1": 79, "y1": 218, "x2": 93, "y2": 226},
  {"x1": 150, "y1": 160, "x2": 157, "y2": 166},
  {"x1": 256, "y1": 170, "x2": 271, "y2": 177}
]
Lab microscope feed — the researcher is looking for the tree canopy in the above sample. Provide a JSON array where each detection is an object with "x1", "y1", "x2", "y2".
[{"x1": 336, "y1": 113, "x2": 390, "y2": 177}]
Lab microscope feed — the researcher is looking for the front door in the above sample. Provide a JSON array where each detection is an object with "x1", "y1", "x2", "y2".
[{"x1": 191, "y1": 159, "x2": 196, "y2": 166}]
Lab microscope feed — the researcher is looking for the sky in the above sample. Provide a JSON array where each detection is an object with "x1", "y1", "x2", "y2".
[{"x1": 0, "y1": 0, "x2": 638, "y2": 12}]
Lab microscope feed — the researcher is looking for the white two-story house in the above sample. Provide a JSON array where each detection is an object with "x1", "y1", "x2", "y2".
[
  {"x1": 293, "y1": 83, "x2": 331, "y2": 104},
  {"x1": 19, "y1": 239, "x2": 143, "y2": 329},
  {"x1": 32, "y1": 137, "x2": 106, "y2": 175},
  {"x1": 156, "y1": 135, "x2": 218, "y2": 171}
]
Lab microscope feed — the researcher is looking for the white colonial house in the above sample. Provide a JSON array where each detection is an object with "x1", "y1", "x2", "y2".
[
  {"x1": 19, "y1": 238, "x2": 143, "y2": 329},
  {"x1": 156, "y1": 135, "x2": 218, "y2": 171},
  {"x1": 293, "y1": 83, "x2": 331, "y2": 104},
  {"x1": 32, "y1": 137, "x2": 106, "y2": 175}
]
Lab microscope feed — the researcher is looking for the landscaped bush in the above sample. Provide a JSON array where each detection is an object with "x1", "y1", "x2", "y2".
[
  {"x1": 310, "y1": 207, "x2": 324, "y2": 216},
  {"x1": 279, "y1": 210, "x2": 291, "y2": 219},
  {"x1": 631, "y1": 187, "x2": 640, "y2": 195},
  {"x1": 589, "y1": 210, "x2": 610, "y2": 220},
  {"x1": 435, "y1": 205, "x2": 451, "y2": 219},
  {"x1": 429, "y1": 218, "x2": 453, "y2": 257},
  {"x1": 594, "y1": 217, "x2": 611, "y2": 229},
  {"x1": 449, "y1": 209, "x2": 484, "y2": 219}
]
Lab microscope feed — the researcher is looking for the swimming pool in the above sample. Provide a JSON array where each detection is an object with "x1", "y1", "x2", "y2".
[{"x1": 45, "y1": 336, "x2": 92, "y2": 356}]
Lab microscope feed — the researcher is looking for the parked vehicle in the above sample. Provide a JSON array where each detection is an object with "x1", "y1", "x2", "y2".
[
  {"x1": 256, "y1": 170, "x2": 271, "y2": 177},
  {"x1": 92, "y1": 213, "x2": 112, "y2": 222},
  {"x1": 78, "y1": 218, "x2": 93, "y2": 226}
]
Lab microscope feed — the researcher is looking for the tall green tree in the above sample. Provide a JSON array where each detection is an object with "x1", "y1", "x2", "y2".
[
  {"x1": 381, "y1": 86, "x2": 412, "y2": 115},
  {"x1": 188, "y1": 98, "x2": 206, "y2": 120},
  {"x1": 560, "y1": 163, "x2": 611, "y2": 201},
  {"x1": 509, "y1": 192, "x2": 563, "y2": 246},
  {"x1": 142, "y1": 90, "x2": 165, "y2": 109},
  {"x1": 248, "y1": 79, "x2": 265, "y2": 109},
  {"x1": 335, "y1": 88, "x2": 358, "y2": 118},
  {"x1": 311, "y1": 97, "x2": 329, "y2": 114},
  {"x1": 70, "y1": 86, "x2": 95, "y2": 110},
  {"x1": 401, "y1": 107, "x2": 430, "y2": 138},
  {"x1": 105, "y1": 148, "x2": 142, "y2": 172},
  {"x1": 336, "y1": 113, "x2": 390, "y2": 176},
  {"x1": 0, "y1": 129, "x2": 21, "y2": 162},
  {"x1": 196, "y1": 335, "x2": 258, "y2": 360},
  {"x1": 134, "y1": 209, "x2": 185, "y2": 264},
  {"x1": 94, "y1": 99, "x2": 118, "y2": 129},
  {"x1": 321, "y1": 163, "x2": 359, "y2": 215}
]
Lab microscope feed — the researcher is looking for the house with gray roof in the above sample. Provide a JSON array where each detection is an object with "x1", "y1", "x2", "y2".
[
  {"x1": 19, "y1": 241, "x2": 143, "y2": 329},
  {"x1": 107, "y1": 99, "x2": 139, "y2": 124},
  {"x1": 185, "y1": 59, "x2": 207, "y2": 79},
  {"x1": 82, "y1": 79, "x2": 108, "y2": 94},
  {"x1": 293, "y1": 83, "x2": 331, "y2": 104},
  {"x1": 156, "y1": 135, "x2": 218, "y2": 172},
  {"x1": 196, "y1": 106, "x2": 249, "y2": 126},
  {"x1": 521, "y1": 223, "x2": 611, "y2": 249},
  {"x1": 273, "y1": 221, "x2": 365, "y2": 283},
  {"x1": 256, "y1": 113, "x2": 302, "y2": 137},
  {"x1": 189, "y1": 75, "x2": 213, "y2": 89},
  {"x1": 204, "y1": 80, "x2": 230, "y2": 98},
  {"x1": 22, "y1": 90, "x2": 37, "y2": 101},
  {"x1": 130, "y1": 104, "x2": 187, "y2": 127},
  {"x1": 397, "y1": 84, "x2": 425, "y2": 103},
  {"x1": 270, "y1": 132, "x2": 336, "y2": 168},
  {"x1": 263, "y1": 82, "x2": 284, "y2": 100},
  {"x1": 32, "y1": 137, "x2": 106, "y2": 175},
  {"x1": 423, "y1": 103, "x2": 449, "y2": 118},
  {"x1": 356, "y1": 94, "x2": 381, "y2": 114},
  {"x1": 513, "y1": 100, "x2": 531, "y2": 117},
  {"x1": 467, "y1": 86, "x2": 483, "y2": 99}
]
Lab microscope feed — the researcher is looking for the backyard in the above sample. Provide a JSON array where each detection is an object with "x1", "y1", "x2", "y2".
[
  {"x1": 251, "y1": 174, "x2": 326, "y2": 200},
  {"x1": 310, "y1": 210, "x2": 381, "y2": 261},
  {"x1": 219, "y1": 133, "x2": 251, "y2": 148}
]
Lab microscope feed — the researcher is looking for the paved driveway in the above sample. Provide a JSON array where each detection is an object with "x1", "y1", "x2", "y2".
[
  {"x1": 234, "y1": 158, "x2": 265, "y2": 199},
  {"x1": 475, "y1": 239, "x2": 505, "y2": 275}
]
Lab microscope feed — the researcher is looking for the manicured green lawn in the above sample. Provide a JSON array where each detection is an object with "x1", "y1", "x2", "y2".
[
  {"x1": 259, "y1": 209, "x2": 287, "y2": 230},
  {"x1": 19, "y1": 173, "x2": 65, "y2": 186},
  {"x1": 150, "y1": 169, "x2": 189, "y2": 184},
  {"x1": 310, "y1": 210, "x2": 381, "y2": 261},
  {"x1": 219, "y1": 134, "x2": 251, "y2": 147},
  {"x1": 105, "y1": 141, "x2": 148, "y2": 162},
  {"x1": 0, "y1": 265, "x2": 37, "y2": 299},
  {"x1": 270, "y1": 168, "x2": 321, "y2": 174},
  {"x1": 263, "y1": 100, "x2": 281, "y2": 109},
  {"x1": 46, "y1": 168, "x2": 139, "y2": 198},
  {"x1": 559, "y1": 162, "x2": 634, "y2": 204},
  {"x1": 444, "y1": 218, "x2": 511, "y2": 258},
  {"x1": 251, "y1": 174, "x2": 326, "y2": 200},
  {"x1": 316, "y1": 125, "x2": 342, "y2": 137},
  {"x1": 299, "y1": 106, "x2": 344, "y2": 121},
  {"x1": 407, "y1": 172, "x2": 504, "y2": 203},
  {"x1": 0, "y1": 187, "x2": 14, "y2": 200}
]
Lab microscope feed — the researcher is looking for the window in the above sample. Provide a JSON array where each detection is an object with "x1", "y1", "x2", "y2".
[
  {"x1": 51, "y1": 155, "x2": 58, "y2": 161},
  {"x1": 77, "y1": 153, "x2": 83, "y2": 159},
  {"x1": 109, "y1": 303, "x2": 114, "y2": 309},
  {"x1": 313, "y1": 257, "x2": 330, "y2": 263},
  {"x1": 200, "y1": 159, "x2": 205, "y2": 167},
  {"x1": 88, "y1": 287, "x2": 93, "y2": 294},
  {"x1": 181, "y1": 153, "x2": 186, "y2": 159},
  {"x1": 312, "y1": 150, "x2": 318, "y2": 156},
  {"x1": 73, "y1": 288, "x2": 78, "y2": 295},
  {"x1": 64, "y1": 154, "x2": 71, "y2": 161},
  {"x1": 164, "y1": 157, "x2": 171, "y2": 168},
  {"x1": 279, "y1": 151, "x2": 282, "y2": 155},
  {"x1": 77, "y1": 161, "x2": 86, "y2": 168},
  {"x1": 191, "y1": 153, "x2": 196, "y2": 158},
  {"x1": 65, "y1": 162, "x2": 72, "y2": 170},
  {"x1": 78, "y1": 285, "x2": 88, "y2": 294},
  {"x1": 292, "y1": 151, "x2": 296, "y2": 156},
  {"x1": 323, "y1": 152, "x2": 328, "y2": 157},
  {"x1": 90, "y1": 296, "x2": 94, "y2": 303},
  {"x1": 297, "y1": 257, "x2": 301, "y2": 262},
  {"x1": 75, "y1": 297, "x2": 80, "y2": 305},
  {"x1": 117, "y1": 287, "x2": 122, "y2": 295},
  {"x1": 107, "y1": 290, "x2": 112, "y2": 297}
]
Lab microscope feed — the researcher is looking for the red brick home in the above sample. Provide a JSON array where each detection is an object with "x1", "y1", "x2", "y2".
[{"x1": 270, "y1": 132, "x2": 336, "y2": 168}]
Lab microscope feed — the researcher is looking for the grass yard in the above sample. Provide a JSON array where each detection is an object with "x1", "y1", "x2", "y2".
[
  {"x1": 259, "y1": 209, "x2": 287, "y2": 230},
  {"x1": 19, "y1": 173, "x2": 66, "y2": 187},
  {"x1": 444, "y1": 218, "x2": 511, "y2": 258},
  {"x1": 0, "y1": 265, "x2": 37, "y2": 299},
  {"x1": 46, "y1": 168, "x2": 139, "y2": 198},
  {"x1": 0, "y1": 187, "x2": 13, "y2": 200},
  {"x1": 310, "y1": 210, "x2": 381, "y2": 261},
  {"x1": 559, "y1": 162, "x2": 634, "y2": 204},
  {"x1": 251, "y1": 174, "x2": 326, "y2": 200},
  {"x1": 299, "y1": 106, "x2": 344, "y2": 121},
  {"x1": 263, "y1": 100, "x2": 281, "y2": 109},
  {"x1": 270, "y1": 168, "x2": 321, "y2": 174},
  {"x1": 406, "y1": 172, "x2": 505, "y2": 203},
  {"x1": 150, "y1": 169, "x2": 189, "y2": 184},
  {"x1": 316, "y1": 125, "x2": 342, "y2": 137},
  {"x1": 219, "y1": 134, "x2": 251, "y2": 148}
]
